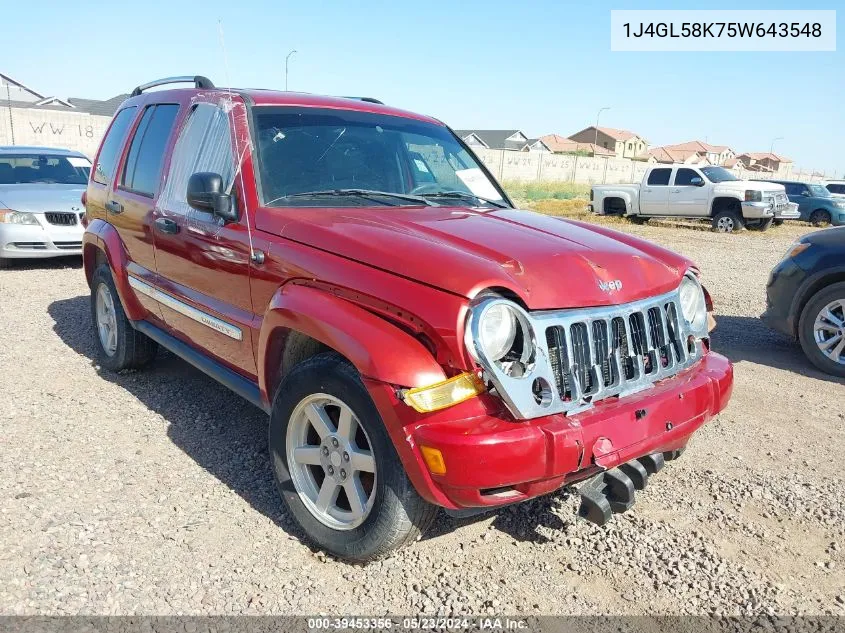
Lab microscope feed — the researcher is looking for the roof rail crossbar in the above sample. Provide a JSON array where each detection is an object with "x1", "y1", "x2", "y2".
[
  {"x1": 130, "y1": 76, "x2": 215, "y2": 97},
  {"x1": 341, "y1": 96, "x2": 385, "y2": 105}
]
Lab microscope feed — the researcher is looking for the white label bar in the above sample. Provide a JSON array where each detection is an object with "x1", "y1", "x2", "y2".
[{"x1": 611, "y1": 10, "x2": 836, "y2": 51}]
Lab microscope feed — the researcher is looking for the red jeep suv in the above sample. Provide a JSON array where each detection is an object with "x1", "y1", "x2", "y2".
[{"x1": 82, "y1": 76, "x2": 733, "y2": 561}]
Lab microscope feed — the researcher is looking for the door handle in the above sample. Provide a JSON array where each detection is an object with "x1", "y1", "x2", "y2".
[
  {"x1": 105, "y1": 200, "x2": 123, "y2": 215},
  {"x1": 154, "y1": 217, "x2": 179, "y2": 235},
  {"x1": 671, "y1": 189, "x2": 681, "y2": 193}
]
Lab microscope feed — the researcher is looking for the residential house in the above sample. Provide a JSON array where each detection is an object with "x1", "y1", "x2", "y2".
[
  {"x1": 567, "y1": 126, "x2": 648, "y2": 159},
  {"x1": 1, "y1": 71, "x2": 129, "y2": 155},
  {"x1": 454, "y1": 130, "x2": 530, "y2": 152},
  {"x1": 663, "y1": 140, "x2": 735, "y2": 166},
  {"x1": 648, "y1": 146, "x2": 711, "y2": 166},
  {"x1": 737, "y1": 152, "x2": 793, "y2": 173},
  {"x1": 538, "y1": 134, "x2": 615, "y2": 157}
]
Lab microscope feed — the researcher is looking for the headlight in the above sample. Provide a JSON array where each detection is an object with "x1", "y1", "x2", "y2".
[
  {"x1": 478, "y1": 303, "x2": 518, "y2": 361},
  {"x1": 834, "y1": 201, "x2": 845, "y2": 209},
  {"x1": 745, "y1": 190, "x2": 762, "y2": 202},
  {"x1": 466, "y1": 297, "x2": 536, "y2": 378},
  {"x1": 0, "y1": 210, "x2": 40, "y2": 225},
  {"x1": 679, "y1": 276, "x2": 707, "y2": 333}
]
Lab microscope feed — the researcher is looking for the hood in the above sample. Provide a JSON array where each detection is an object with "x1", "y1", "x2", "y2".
[
  {"x1": 716, "y1": 180, "x2": 784, "y2": 194},
  {"x1": 256, "y1": 205, "x2": 693, "y2": 310},
  {"x1": 0, "y1": 184, "x2": 85, "y2": 214}
]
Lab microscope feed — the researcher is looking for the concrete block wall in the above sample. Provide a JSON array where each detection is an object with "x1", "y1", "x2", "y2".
[{"x1": 0, "y1": 105, "x2": 112, "y2": 158}]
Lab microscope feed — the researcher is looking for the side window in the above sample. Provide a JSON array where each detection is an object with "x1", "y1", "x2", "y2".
[
  {"x1": 121, "y1": 104, "x2": 179, "y2": 197},
  {"x1": 674, "y1": 168, "x2": 699, "y2": 186},
  {"x1": 159, "y1": 103, "x2": 235, "y2": 218},
  {"x1": 828, "y1": 184, "x2": 845, "y2": 194},
  {"x1": 93, "y1": 107, "x2": 137, "y2": 185},
  {"x1": 647, "y1": 168, "x2": 671, "y2": 186}
]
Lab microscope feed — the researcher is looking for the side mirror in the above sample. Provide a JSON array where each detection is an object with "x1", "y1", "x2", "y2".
[
  {"x1": 690, "y1": 177, "x2": 705, "y2": 186},
  {"x1": 187, "y1": 172, "x2": 236, "y2": 222}
]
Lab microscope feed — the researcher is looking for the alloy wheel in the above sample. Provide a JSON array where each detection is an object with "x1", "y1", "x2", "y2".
[
  {"x1": 716, "y1": 216, "x2": 735, "y2": 232},
  {"x1": 813, "y1": 299, "x2": 845, "y2": 365},
  {"x1": 286, "y1": 393, "x2": 377, "y2": 530},
  {"x1": 95, "y1": 284, "x2": 118, "y2": 356}
]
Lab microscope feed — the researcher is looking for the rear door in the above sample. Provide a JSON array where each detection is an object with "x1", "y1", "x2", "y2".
[
  {"x1": 109, "y1": 103, "x2": 180, "y2": 286},
  {"x1": 151, "y1": 100, "x2": 257, "y2": 376},
  {"x1": 639, "y1": 168, "x2": 671, "y2": 215},
  {"x1": 668, "y1": 167, "x2": 709, "y2": 216}
]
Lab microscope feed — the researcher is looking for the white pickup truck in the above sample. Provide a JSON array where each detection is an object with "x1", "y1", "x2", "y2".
[{"x1": 590, "y1": 164, "x2": 799, "y2": 232}]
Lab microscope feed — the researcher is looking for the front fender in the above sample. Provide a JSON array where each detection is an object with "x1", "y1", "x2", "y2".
[
  {"x1": 257, "y1": 283, "x2": 447, "y2": 403},
  {"x1": 82, "y1": 219, "x2": 147, "y2": 321}
]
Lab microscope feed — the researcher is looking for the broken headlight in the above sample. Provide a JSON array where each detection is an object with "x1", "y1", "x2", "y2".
[
  {"x1": 465, "y1": 296, "x2": 536, "y2": 378},
  {"x1": 679, "y1": 274, "x2": 707, "y2": 335}
]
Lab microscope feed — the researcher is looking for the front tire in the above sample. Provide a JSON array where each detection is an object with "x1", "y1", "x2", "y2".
[
  {"x1": 90, "y1": 264, "x2": 158, "y2": 371},
  {"x1": 269, "y1": 353, "x2": 437, "y2": 562},
  {"x1": 712, "y1": 209, "x2": 744, "y2": 233},
  {"x1": 798, "y1": 282, "x2": 845, "y2": 378},
  {"x1": 809, "y1": 209, "x2": 832, "y2": 227}
]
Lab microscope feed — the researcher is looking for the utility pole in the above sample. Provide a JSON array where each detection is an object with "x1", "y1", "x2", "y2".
[
  {"x1": 770, "y1": 136, "x2": 783, "y2": 156},
  {"x1": 593, "y1": 107, "x2": 610, "y2": 156},
  {"x1": 285, "y1": 50, "x2": 297, "y2": 91},
  {"x1": 5, "y1": 82, "x2": 15, "y2": 145}
]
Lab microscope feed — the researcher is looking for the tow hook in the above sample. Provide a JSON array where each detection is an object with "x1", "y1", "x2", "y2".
[{"x1": 574, "y1": 449, "x2": 684, "y2": 526}]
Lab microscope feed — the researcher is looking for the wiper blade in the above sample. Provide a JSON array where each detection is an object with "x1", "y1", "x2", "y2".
[
  {"x1": 284, "y1": 189, "x2": 437, "y2": 206},
  {"x1": 420, "y1": 190, "x2": 508, "y2": 208}
]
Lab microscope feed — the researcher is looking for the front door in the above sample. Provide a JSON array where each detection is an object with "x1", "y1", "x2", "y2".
[
  {"x1": 151, "y1": 100, "x2": 257, "y2": 377},
  {"x1": 668, "y1": 167, "x2": 709, "y2": 216},
  {"x1": 639, "y1": 167, "x2": 671, "y2": 215}
]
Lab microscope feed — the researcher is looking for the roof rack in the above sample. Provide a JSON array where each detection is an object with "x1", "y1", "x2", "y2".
[
  {"x1": 130, "y1": 76, "x2": 215, "y2": 97},
  {"x1": 341, "y1": 96, "x2": 384, "y2": 105}
]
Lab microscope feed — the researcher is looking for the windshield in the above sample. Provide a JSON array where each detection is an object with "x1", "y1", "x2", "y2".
[
  {"x1": 0, "y1": 154, "x2": 91, "y2": 185},
  {"x1": 253, "y1": 107, "x2": 507, "y2": 207},
  {"x1": 807, "y1": 184, "x2": 831, "y2": 197},
  {"x1": 700, "y1": 166, "x2": 739, "y2": 183}
]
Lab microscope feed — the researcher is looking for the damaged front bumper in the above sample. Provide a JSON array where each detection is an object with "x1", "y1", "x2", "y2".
[{"x1": 367, "y1": 351, "x2": 733, "y2": 513}]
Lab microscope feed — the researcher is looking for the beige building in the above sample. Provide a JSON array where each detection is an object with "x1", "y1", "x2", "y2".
[
  {"x1": 737, "y1": 152, "x2": 793, "y2": 173},
  {"x1": 1, "y1": 72, "x2": 125, "y2": 157},
  {"x1": 661, "y1": 140, "x2": 735, "y2": 166},
  {"x1": 538, "y1": 134, "x2": 615, "y2": 157},
  {"x1": 567, "y1": 126, "x2": 648, "y2": 159}
]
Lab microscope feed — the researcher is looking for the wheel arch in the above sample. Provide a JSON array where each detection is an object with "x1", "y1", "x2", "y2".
[
  {"x1": 711, "y1": 196, "x2": 741, "y2": 216},
  {"x1": 790, "y1": 267, "x2": 845, "y2": 337},
  {"x1": 258, "y1": 283, "x2": 447, "y2": 406},
  {"x1": 82, "y1": 219, "x2": 146, "y2": 320}
]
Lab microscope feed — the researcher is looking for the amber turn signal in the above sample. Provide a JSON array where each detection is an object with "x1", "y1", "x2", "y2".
[
  {"x1": 420, "y1": 446, "x2": 447, "y2": 475},
  {"x1": 403, "y1": 372, "x2": 485, "y2": 413}
]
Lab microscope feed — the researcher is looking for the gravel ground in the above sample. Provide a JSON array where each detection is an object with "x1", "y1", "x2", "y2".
[{"x1": 1, "y1": 221, "x2": 843, "y2": 616}]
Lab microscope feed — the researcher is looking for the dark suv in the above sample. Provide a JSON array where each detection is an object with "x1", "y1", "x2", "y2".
[
  {"x1": 763, "y1": 226, "x2": 845, "y2": 377},
  {"x1": 764, "y1": 180, "x2": 845, "y2": 227}
]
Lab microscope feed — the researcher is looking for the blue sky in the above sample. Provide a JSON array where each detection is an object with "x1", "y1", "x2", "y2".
[{"x1": 4, "y1": 0, "x2": 843, "y2": 175}]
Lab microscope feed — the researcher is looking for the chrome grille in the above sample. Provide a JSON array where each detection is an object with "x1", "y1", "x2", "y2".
[
  {"x1": 469, "y1": 283, "x2": 706, "y2": 420},
  {"x1": 44, "y1": 212, "x2": 78, "y2": 226}
]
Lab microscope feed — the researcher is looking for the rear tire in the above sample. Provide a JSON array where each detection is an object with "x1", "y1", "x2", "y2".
[
  {"x1": 809, "y1": 209, "x2": 832, "y2": 227},
  {"x1": 712, "y1": 209, "x2": 744, "y2": 233},
  {"x1": 269, "y1": 353, "x2": 438, "y2": 562},
  {"x1": 798, "y1": 282, "x2": 845, "y2": 378},
  {"x1": 90, "y1": 264, "x2": 158, "y2": 371}
]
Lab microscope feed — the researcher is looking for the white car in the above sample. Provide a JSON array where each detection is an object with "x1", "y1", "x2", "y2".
[
  {"x1": 589, "y1": 164, "x2": 799, "y2": 232},
  {"x1": 0, "y1": 146, "x2": 91, "y2": 267},
  {"x1": 822, "y1": 180, "x2": 845, "y2": 198}
]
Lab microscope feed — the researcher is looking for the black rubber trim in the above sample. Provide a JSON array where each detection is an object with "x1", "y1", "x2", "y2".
[{"x1": 132, "y1": 320, "x2": 269, "y2": 413}]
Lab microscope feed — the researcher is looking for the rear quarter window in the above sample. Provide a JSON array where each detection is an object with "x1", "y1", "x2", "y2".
[
  {"x1": 647, "y1": 168, "x2": 671, "y2": 186},
  {"x1": 93, "y1": 107, "x2": 137, "y2": 186}
]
